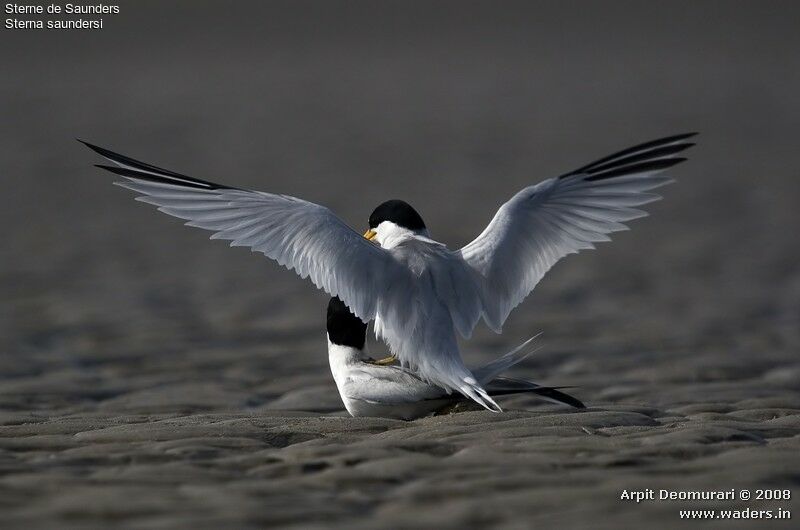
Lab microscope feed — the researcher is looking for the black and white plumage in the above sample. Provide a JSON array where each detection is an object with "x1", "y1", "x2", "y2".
[
  {"x1": 460, "y1": 133, "x2": 696, "y2": 329},
  {"x1": 326, "y1": 297, "x2": 584, "y2": 420},
  {"x1": 82, "y1": 133, "x2": 695, "y2": 412}
]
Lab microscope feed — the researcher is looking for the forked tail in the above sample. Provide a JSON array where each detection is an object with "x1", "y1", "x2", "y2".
[
  {"x1": 485, "y1": 377, "x2": 585, "y2": 409},
  {"x1": 456, "y1": 376, "x2": 503, "y2": 413},
  {"x1": 473, "y1": 333, "x2": 542, "y2": 385},
  {"x1": 472, "y1": 334, "x2": 585, "y2": 409}
]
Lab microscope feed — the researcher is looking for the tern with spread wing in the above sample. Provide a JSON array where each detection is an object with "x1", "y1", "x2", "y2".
[
  {"x1": 326, "y1": 296, "x2": 583, "y2": 420},
  {"x1": 83, "y1": 133, "x2": 695, "y2": 412}
]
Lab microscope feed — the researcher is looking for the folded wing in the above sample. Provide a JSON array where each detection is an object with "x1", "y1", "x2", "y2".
[
  {"x1": 343, "y1": 365, "x2": 447, "y2": 404},
  {"x1": 82, "y1": 141, "x2": 404, "y2": 322},
  {"x1": 460, "y1": 133, "x2": 697, "y2": 331}
]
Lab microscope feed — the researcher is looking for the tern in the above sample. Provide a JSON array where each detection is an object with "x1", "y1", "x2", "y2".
[
  {"x1": 82, "y1": 133, "x2": 695, "y2": 412},
  {"x1": 326, "y1": 296, "x2": 584, "y2": 420}
]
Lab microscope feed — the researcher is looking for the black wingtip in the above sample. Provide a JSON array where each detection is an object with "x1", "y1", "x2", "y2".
[
  {"x1": 584, "y1": 156, "x2": 688, "y2": 182},
  {"x1": 83, "y1": 141, "x2": 232, "y2": 191},
  {"x1": 562, "y1": 132, "x2": 699, "y2": 179},
  {"x1": 667, "y1": 131, "x2": 699, "y2": 140},
  {"x1": 79, "y1": 139, "x2": 106, "y2": 154},
  {"x1": 92, "y1": 163, "x2": 219, "y2": 190},
  {"x1": 94, "y1": 164, "x2": 128, "y2": 176},
  {"x1": 81, "y1": 140, "x2": 129, "y2": 161}
]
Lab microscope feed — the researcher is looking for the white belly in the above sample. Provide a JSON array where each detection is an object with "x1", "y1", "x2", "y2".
[
  {"x1": 327, "y1": 339, "x2": 455, "y2": 420},
  {"x1": 341, "y1": 395, "x2": 453, "y2": 421}
]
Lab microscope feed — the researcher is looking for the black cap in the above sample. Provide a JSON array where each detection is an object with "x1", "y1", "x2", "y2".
[
  {"x1": 368, "y1": 199, "x2": 426, "y2": 231},
  {"x1": 327, "y1": 297, "x2": 368, "y2": 349}
]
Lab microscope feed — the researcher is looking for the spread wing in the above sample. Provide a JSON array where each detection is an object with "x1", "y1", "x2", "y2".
[
  {"x1": 460, "y1": 133, "x2": 697, "y2": 331},
  {"x1": 81, "y1": 141, "x2": 405, "y2": 323}
]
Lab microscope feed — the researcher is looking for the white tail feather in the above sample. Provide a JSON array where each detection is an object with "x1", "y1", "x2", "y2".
[{"x1": 473, "y1": 333, "x2": 543, "y2": 385}]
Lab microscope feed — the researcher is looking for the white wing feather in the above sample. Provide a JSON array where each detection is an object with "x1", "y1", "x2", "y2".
[
  {"x1": 460, "y1": 133, "x2": 696, "y2": 331},
  {"x1": 83, "y1": 135, "x2": 695, "y2": 413},
  {"x1": 82, "y1": 141, "x2": 404, "y2": 324},
  {"x1": 83, "y1": 141, "x2": 501, "y2": 411}
]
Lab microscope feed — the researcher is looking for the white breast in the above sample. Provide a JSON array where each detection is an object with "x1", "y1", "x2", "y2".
[{"x1": 326, "y1": 339, "x2": 362, "y2": 414}]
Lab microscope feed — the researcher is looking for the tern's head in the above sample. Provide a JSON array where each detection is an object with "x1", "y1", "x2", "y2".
[
  {"x1": 363, "y1": 199, "x2": 427, "y2": 246},
  {"x1": 327, "y1": 296, "x2": 368, "y2": 351}
]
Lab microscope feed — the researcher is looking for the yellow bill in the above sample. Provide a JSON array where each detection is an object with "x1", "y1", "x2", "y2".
[{"x1": 363, "y1": 229, "x2": 377, "y2": 240}]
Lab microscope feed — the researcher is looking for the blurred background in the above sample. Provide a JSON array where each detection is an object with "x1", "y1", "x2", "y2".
[
  {"x1": 1, "y1": 0, "x2": 799, "y2": 526},
  {"x1": 2, "y1": 0, "x2": 797, "y2": 393}
]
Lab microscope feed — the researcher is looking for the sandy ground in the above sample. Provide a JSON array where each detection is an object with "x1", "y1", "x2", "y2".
[{"x1": 1, "y1": 1, "x2": 799, "y2": 528}]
